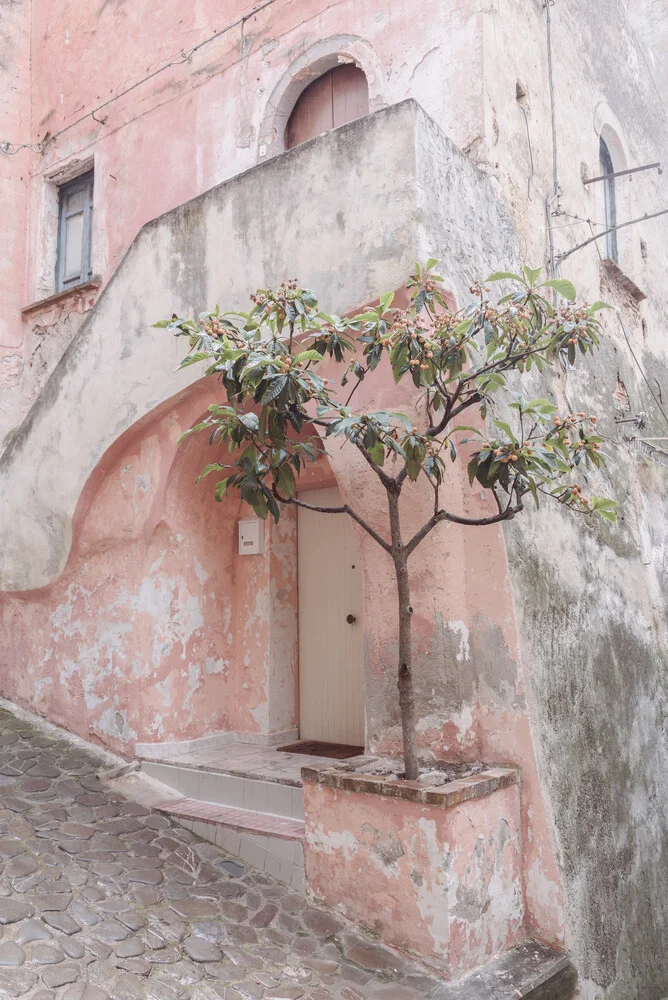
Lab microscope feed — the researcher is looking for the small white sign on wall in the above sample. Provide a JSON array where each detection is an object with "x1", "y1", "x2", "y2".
[{"x1": 238, "y1": 518, "x2": 265, "y2": 555}]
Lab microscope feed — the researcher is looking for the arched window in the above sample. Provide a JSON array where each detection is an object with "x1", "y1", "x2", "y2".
[
  {"x1": 286, "y1": 65, "x2": 369, "y2": 150},
  {"x1": 600, "y1": 137, "x2": 618, "y2": 262}
]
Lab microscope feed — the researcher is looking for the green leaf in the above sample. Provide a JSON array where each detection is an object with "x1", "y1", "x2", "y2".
[
  {"x1": 261, "y1": 375, "x2": 288, "y2": 404},
  {"x1": 277, "y1": 463, "x2": 296, "y2": 498},
  {"x1": 448, "y1": 425, "x2": 482, "y2": 436},
  {"x1": 522, "y1": 265, "x2": 543, "y2": 286},
  {"x1": 486, "y1": 271, "x2": 524, "y2": 283},
  {"x1": 253, "y1": 499, "x2": 269, "y2": 520},
  {"x1": 392, "y1": 412, "x2": 414, "y2": 431},
  {"x1": 541, "y1": 278, "x2": 576, "y2": 301},
  {"x1": 196, "y1": 463, "x2": 224, "y2": 484},
  {"x1": 238, "y1": 412, "x2": 260, "y2": 432},
  {"x1": 414, "y1": 289, "x2": 427, "y2": 313},
  {"x1": 214, "y1": 478, "x2": 229, "y2": 501},
  {"x1": 295, "y1": 350, "x2": 324, "y2": 363},
  {"x1": 380, "y1": 291, "x2": 395, "y2": 312},
  {"x1": 493, "y1": 418, "x2": 517, "y2": 442},
  {"x1": 405, "y1": 456, "x2": 422, "y2": 482},
  {"x1": 368, "y1": 440, "x2": 385, "y2": 466},
  {"x1": 424, "y1": 257, "x2": 440, "y2": 272},
  {"x1": 590, "y1": 496, "x2": 618, "y2": 522},
  {"x1": 588, "y1": 301, "x2": 613, "y2": 312},
  {"x1": 178, "y1": 351, "x2": 210, "y2": 369},
  {"x1": 527, "y1": 478, "x2": 540, "y2": 509}
]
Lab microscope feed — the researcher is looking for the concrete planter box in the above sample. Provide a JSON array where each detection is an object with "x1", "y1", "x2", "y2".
[{"x1": 302, "y1": 763, "x2": 524, "y2": 979}]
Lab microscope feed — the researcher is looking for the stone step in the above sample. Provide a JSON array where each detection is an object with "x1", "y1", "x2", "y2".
[
  {"x1": 140, "y1": 759, "x2": 304, "y2": 821},
  {"x1": 433, "y1": 940, "x2": 576, "y2": 999},
  {"x1": 155, "y1": 796, "x2": 305, "y2": 840},
  {"x1": 155, "y1": 795, "x2": 306, "y2": 892}
]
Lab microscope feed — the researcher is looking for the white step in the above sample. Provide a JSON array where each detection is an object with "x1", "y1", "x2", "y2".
[
  {"x1": 156, "y1": 794, "x2": 305, "y2": 891},
  {"x1": 140, "y1": 760, "x2": 304, "y2": 821},
  {"x1": 156, "y1": 796, "x2": 305, "y2": 840}
]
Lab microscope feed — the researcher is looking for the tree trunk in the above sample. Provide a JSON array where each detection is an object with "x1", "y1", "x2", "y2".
[{"x1": 387, "y1": 490, "x2": 419, "y2": 781}]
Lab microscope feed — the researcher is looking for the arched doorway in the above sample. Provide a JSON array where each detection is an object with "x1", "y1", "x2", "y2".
[{"x1": 286, "y1": 65, "x2": 369, "y2": 149}]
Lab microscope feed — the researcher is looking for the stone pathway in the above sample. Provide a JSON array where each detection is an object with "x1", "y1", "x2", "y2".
[{"x1": 0, "y1": 707, "x2": 448, "y2": 1000}]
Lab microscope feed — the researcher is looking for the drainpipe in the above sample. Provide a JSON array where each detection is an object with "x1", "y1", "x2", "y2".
[{"x1": 544, "y1": 0, "x2": 560, "y2": 278}]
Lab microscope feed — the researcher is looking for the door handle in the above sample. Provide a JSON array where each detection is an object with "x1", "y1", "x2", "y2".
[{"x1": 346, "y1": 614, "x2": 357, "y2": 624}]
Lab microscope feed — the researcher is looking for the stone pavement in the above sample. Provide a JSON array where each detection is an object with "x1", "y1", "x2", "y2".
[{"x1": 0, "y1": 707, "x2": 448, "y2": 1000}]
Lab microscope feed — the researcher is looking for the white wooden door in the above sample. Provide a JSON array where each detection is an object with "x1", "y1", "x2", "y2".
[{"x1": 298, "y1": 487, "x2": 365, "y2": 745}]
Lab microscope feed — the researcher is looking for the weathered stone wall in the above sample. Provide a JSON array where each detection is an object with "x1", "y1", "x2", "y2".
[{"x1": 476, "y1": 2, "x2": 668, "y2": 997}]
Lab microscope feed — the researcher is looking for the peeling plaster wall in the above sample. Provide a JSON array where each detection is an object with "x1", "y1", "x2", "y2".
[
  {"x1": 1, "y1": 1, "x2": 668, "y2": 994},
  {"x1": 0, "y1": 102, "x2": 565, "y2": 945},
  {"x1": 477, "y1": 3, "x2": 668, "y2": 997},
  {"x1": 0, "y1": 102, "x2": 492, "y2": 593},
  {"x1": 303, "y1": 780, "x2": 524, "y2": 977},
  {"x1": 0, "y1": 0, "x2": 31, "y2": 431},
  {"x1": 1, "y1": 0, "x2": 485, "y2": 444},
  {"x1": 313, "y1": 336, "x2": 566, "y2": 947},
  {"x1": 0, "y1": 383, "x2": 298, "y2": 753}
]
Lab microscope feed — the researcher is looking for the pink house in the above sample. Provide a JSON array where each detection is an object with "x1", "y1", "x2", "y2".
[{"x1": 1, "y1": 1, "x2": 667, "y2": 995}]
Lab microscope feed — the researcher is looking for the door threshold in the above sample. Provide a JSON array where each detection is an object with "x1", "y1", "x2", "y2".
[{"x1": 277, "y1": 740, "x2": 364, "y2": 759}]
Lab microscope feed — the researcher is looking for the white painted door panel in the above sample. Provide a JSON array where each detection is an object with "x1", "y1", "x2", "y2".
[{"x1": 298, "y1": 487, "x2": 365, "y2": 745}]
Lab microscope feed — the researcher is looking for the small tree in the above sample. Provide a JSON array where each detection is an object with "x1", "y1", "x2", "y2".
[{"x1": 156, "y1": 262, "x2": 616, "y2": 780}]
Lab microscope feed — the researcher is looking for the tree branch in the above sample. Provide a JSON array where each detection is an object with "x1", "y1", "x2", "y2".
[
  {"x1": 404, "y1": 498, "x2": 523, "y2": 557},
  {"x1": 272, "y1": 488, "x2": 392, "y2": 553},
  {"x1": 447, "y1": 392, "x2": 483, "y2": 422},
  {"x1": 344, "y1": 371, "x2": 366, "y2": 407},
  {"x1": 429, "y1": 381, "x2": 464, "y2": 436},
  {"x1": 354, "y1": 440, "x2": 397, "y2": 491},
  {"x1": 491, "y1": 486, "x2": 505, "y2": 515}
]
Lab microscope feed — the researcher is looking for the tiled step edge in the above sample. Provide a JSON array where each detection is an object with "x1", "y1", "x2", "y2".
[
  {"x1": 155, "y1": 796, "x2": 305, "y2": 841},
  {"x1": 434, "y1": 941, "x2": 576, "y2": 999}
]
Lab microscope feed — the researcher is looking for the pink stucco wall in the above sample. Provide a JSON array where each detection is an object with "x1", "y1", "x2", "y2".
[
  {"x1": 304, "y1": 324, "x2": 566, "y2": 947},
  {"x1": 0, "y1": 294, "x2": 566, "y2": 945},
  {"x1": 2, "y1": 0, "x2": 485, "y2": 438},
  {"x1": 304, "y1": 776, "x2": 524, "y2": 976},
  {"x1": 0, "y1": 382, "x2": 300, "y2": 753},
  {"x1": 0, "y1": 0, "x2": 30, "y2": 415},
  {"x1": 0, "y1": 0, "x2": 566, "y2": 948}
]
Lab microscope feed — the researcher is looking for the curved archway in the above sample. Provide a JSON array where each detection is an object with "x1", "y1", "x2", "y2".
[
  {"x1": 285, "y1": 65, "x2": 369, "y2": 150},
  {"x1": 0, "y1": 372, "x2": 364, "y2": 755},
  {"x1": 258, "y1": 35, "x2": 384, "y2": 160},
  {"x1": 592, "y1": 105, "x2": 631, "y2": 266}
]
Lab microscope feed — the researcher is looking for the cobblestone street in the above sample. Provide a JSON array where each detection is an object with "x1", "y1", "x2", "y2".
[{"x1": 0, "y1": 708, "x2": 450, "y2": 1000}]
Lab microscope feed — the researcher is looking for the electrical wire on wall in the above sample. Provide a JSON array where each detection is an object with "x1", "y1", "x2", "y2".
[
  {"x1": 0, "y1": 0, "x2": 280, "y2": 157},
  {"x1": 541, "y1": 0, "x2": 668, "y2": 438},
  {"x1": 520, "y1": 104, "x2": 534, "y2": 201}
]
